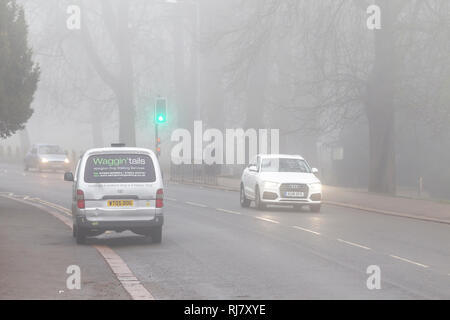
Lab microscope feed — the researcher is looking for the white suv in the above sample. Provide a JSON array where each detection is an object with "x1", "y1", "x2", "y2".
[{"x1": 240, "y1": 154, "x2": 322, "y2": 212}]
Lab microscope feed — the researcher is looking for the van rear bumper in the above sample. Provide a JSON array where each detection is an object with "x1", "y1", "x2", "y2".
[{"x1": 75, "y1": 213, "x2": 164, "y2": 231}]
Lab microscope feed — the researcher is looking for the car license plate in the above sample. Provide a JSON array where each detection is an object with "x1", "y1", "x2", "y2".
[
  {"x1": 107, "y1": 200, "x2": 134, "y2": 207},
  {"x1": 284, "y1": 191, "x2": 304, "y2": 197}
]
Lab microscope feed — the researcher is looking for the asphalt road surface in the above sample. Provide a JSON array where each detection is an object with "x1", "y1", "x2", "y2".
[{"x1": 0, "y1": 163, "x2": 449, "y2": 299}]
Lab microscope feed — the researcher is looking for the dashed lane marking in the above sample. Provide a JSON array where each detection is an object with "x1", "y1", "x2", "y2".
[
  {"x1": 337, "y1": 238, "x2": 371, "y2": 250},
  {"x1": 185, "y1": 201, "x2": 208, "y2": 208},
  {"x1": 165, "y1": 197, "x2": 177, "y2": 201},
  {"x1": 292, "y1": 226, "x2": 321, "y2": 236},
  {"x1": 389, "y1": 254, "x2": 429, "y2": 268},
  {"x1": 216, "y1": 208, "x2": 241, "y2": 215},
  {"x1": 255, "y1": 217, "x2": 280, "y2": 224}
]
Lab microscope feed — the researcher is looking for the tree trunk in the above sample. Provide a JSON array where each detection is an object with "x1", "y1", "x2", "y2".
[
  {"x1": 116, "y1": 87, "x2": 136, "y2": 146},
  {"x1": 89, "y1": 105, "x2": 104, "y2": 147},
  {"x1": 365, "y1": 0, "x2": 397, "y2": 194},
  {"x1": 81, "y1": 1, "x2": 136, "y2": 147},
  {"x1": 19, "y1": 128, "x2": 30, "y2": 157}
]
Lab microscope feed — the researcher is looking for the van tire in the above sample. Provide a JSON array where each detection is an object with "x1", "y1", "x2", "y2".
[
  {"x1": 151, "y1": 226, "x2": 162, "y2": 244},
  {"x1": 76, "y1": 227, "x2": 86, "y2": 244}
]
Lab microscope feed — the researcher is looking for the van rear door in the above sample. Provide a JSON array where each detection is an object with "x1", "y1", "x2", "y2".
[{"x1": 81, "y1": 153, "x2": 160, "y2": 211}]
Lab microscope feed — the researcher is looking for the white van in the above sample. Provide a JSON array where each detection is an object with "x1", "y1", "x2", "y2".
[{"x1": 64, "y1": 146, "x2": 164, "y2": 244}]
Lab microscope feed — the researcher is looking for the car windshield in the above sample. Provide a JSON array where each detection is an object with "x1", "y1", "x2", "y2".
[
  {"x1": 38, "y1": 145, "x2": 65, "y2": 155},
  {"x1": 260, "y1": 158, "x2": 311, "y2": 173}
]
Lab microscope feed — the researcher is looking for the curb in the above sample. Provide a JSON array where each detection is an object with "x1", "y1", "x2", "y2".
[
  {"x1": 169, "y1": 180, "x2": 450, "y2": 225},
  {"x1": 323, "y1": 200, "x2": 450, "y2": 225}
]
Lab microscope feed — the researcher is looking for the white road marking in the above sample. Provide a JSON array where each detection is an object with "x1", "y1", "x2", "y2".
[
  {"x1": 292, "y1": 226, "x2": 321, "y2": 236},
  {"x1": 185, "y1": 201, "x2": 208, "y2": 208},
  {"x1": 389, "y1": 254, "x2": 429, "y2": 268},
  {"x1": 216, "y1": 208, "x2": 241, "y2": 215},
  {"x1": 165, "y1": 197, "x2": 177, "y2": 201},
  {"x1": 337, "y1": 238, "x2": 371, "y2": 250},
  {"x1": 255, "y1": 217, "x2": 280, "y2": 224}
]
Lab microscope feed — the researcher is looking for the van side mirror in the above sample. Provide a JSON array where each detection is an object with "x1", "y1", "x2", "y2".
[
  {"x1": 311, "y1": 168, "x2": 319, "y2": 174},
  {"x1": 248, "y1": 165, "x2": 258, "y2": 172},
  {"x1": 64, "y1": 172, "x2": 74, "y2": 182}
]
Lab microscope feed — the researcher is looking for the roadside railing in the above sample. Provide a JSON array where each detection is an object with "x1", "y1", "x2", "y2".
[{"x1": 170, "y1": 162, "x2": 220, "y2": 186}]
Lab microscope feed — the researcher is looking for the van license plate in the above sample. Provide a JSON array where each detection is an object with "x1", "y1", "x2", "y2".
[{"x1": 107, "y1": 200, "x2": 134, "y2": 207}]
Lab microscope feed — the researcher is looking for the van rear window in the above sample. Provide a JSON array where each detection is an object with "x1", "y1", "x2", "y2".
[{"x1": 84, "y1": 154, "x2": 156, "y2": 183}]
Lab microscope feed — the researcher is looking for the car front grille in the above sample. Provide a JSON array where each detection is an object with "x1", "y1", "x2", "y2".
[{"x1": 279, "y1": 184, "x2": 309, "y2": 198}]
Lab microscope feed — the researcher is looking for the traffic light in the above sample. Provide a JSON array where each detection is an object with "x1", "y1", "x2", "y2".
[{"x1": 155, "y1": 98, "x2": 167, "y2": 124}]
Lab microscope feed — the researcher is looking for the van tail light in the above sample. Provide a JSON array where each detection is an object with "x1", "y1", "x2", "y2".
[
  {"x1": 156, "y1": 189, "x2": 164, "y2": 208},
  {"x1": 76, "y1": 189, "x2": 85, "y2": 209}
]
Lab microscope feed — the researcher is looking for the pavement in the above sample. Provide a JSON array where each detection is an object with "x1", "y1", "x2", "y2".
[
  {"x1": 1, "y1": 162, "x2": 450, "y2": 299},
  {"x1": 0, "y1": 195, "x2": 128, "y2": 299}
]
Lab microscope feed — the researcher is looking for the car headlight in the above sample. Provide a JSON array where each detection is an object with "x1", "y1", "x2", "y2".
[
  {"x1": 64, "y1": 158, "x2": 70, "y2": 164},
  {"x1": 41, "y1": 158, "x2": 49, "y2": 163},
  {"x1": 263, "y1": 181, "x2": 280, "y2": 189},
  {"x1": 308, "y1": 183, "x2": 322, "y2": 193}
]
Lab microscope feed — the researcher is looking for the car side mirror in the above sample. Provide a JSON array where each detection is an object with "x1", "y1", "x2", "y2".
[
  {"x1": 248, "y1": 165, "x2": 258, "y2": 172},
  {"x1": 64, "y1": 172, "x2": 74, "y2": 182},
  {"x1": 311, "y1": 168, "x2": 319, "y2": 174}
]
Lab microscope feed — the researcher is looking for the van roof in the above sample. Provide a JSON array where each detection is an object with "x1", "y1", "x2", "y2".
[{"x1": 83, "y1": 147, "x2": 156, "y2": 157}]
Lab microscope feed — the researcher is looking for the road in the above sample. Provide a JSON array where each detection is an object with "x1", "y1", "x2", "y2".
[{"x1": 0, "y1": 163, "x2": 449, "y2": 299}]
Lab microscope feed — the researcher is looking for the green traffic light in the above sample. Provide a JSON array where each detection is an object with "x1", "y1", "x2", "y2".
[{"x1": 155, "y1": 98, "x2": 167, "y2": 124}]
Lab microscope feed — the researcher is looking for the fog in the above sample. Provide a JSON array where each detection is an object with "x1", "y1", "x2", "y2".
[{"x1": 2, "y1": 0, "x2": 450, "y2": 199}]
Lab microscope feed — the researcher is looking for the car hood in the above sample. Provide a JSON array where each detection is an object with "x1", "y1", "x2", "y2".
[
  {"x1": 259, "y1": 172, "x2": 321, "y2": 184},
  {"x1": 39, "y1": 154, "x2": 67, "y2": 161}
]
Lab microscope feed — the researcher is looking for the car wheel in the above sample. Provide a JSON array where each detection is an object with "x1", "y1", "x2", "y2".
[
  {"x1": 254, "y1": 186, "x2": 266, "y2": 210},
  {"x1": 151, "y1": 226, "x2": 162, "y2": 244},
  {"x1": 24, "y1": 164, "x2": 29, "y2": 171},
  {"x1": 72, "y1": 224, "x2": 77, "y2": 238},
  {"x1": 240, "y1": 184, "x2": 251, "y2": 208},
  {"x1": 310, "y1": 204, "x2": 321, "y2": 213},
  {"x1": 76, "y1": 227, "x2": 86, "y2": 244}
]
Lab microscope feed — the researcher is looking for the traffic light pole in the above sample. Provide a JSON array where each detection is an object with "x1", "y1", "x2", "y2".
[{"x1": 155, "y1": 123, "x2": 159, "y2": 159}]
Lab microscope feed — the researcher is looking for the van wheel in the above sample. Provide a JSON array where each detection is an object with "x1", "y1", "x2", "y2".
[
  {"x1": 151, "y1": 226, "x2": 162, "y2": 244},
  {"x1": 76, "y1": 227, "x2": 86, "y2": 244},
  {"x1": 240, "y1": 184, "x2": 251, "y2": 208}
]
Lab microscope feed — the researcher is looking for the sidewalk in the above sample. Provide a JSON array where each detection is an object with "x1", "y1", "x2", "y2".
[
  {"x1": 203, "y1": 177, "x2": 450, "y2": 224},
  {"x1": 0, "y1": 196, "x2": 128, "y2": 299}
]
